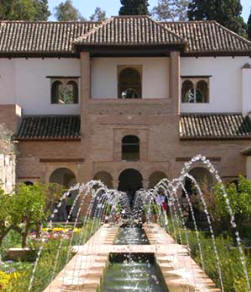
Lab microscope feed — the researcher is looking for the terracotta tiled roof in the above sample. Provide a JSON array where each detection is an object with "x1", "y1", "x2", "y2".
[
  {"x1": 16, "y1": 115, "x2": 80, "y2": 140},
  {"x1": 74, "y1": 16, "x2": 185, "y2": 47},
  {"x1": 0, "y1": 21, "x2": 98, "y2": 55},
  {"x1": 180, "y1": 113, "x2": 251, "y2": 140},
  {"x1": 0, "y1": 18, "x2": 250, "y2": 56},
  {"x1": 16, "y1": 113, "x2": 251, "y2": 141},
  {"x1": 162, "y1": 21, "x2": 251, "y2": 55}
]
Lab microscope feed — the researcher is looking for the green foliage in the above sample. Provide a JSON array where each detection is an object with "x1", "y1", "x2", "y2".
[
  {"x1": 33, "y1": 0, "x2": 51, "y2": 21},
  {"x1": 187, "y1": 0, "x2": 247, "y2": 36},
  {"x1": 0, "y1": 191, "x2": 14, "y2": 246},
  {"x1": 54, "y1": 0, "x2": 85, "y2": 21},
  {"x1": 119, "y1": 0, "x2": 150, "y2": 15},
  {"x1": 0, "y1": 183, "x2": 62, "y2": 248},
  {"x1": 90, "y1": 7, "x2": 106, "y2": 22},
  {"x1": 0, "y1": 0, "x2": 50, "y2": 21},
  {"x1": 10, "y1": 184, "x2": 47, "y2": 247},
  {"x1": 3, "y1": 219, "x2": 100, "y2": 292},
  {"x1": 214, "y1": 176, "x2": 251, "y2": 225},
  {"x1": 167, "y1": 224, "x2": 251, "y2": 291},
  {"x1": 152, "y1": 0, "x2": 190, "y2": 21},
  {"x1": 248, "y1": 12, "x2": 251, "y2": 40}
]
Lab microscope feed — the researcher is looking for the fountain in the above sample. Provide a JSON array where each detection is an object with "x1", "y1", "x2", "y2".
[{"x1": 2, "y1": 155, "x2": 250, "y2": 292}]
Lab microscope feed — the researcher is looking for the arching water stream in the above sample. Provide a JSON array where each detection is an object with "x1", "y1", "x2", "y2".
[{"x1": 25, "y1": 155, "x2": 250, "y2": 292}]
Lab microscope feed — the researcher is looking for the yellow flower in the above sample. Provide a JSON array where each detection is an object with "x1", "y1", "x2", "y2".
[
  {"x1": 73, "y1": 228, "x2": 81, "y2": 233},
  {"x1": 0, "y1": 271, "x2": 21, "y2": 288},
  {"x1": 52, "y1": 227, "x2": 69, "y2": 233}
]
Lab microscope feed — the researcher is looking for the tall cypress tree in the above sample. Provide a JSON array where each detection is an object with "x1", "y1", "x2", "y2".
[
  {"x1": 248, "y1": 11, "x2": 251, "y2": 40},
  {"x1": 119, "y1": 0, "x2": 150, "y2": 15},
  {"x1": 187, "y1": 0, "x2": 247, "y2": 36}
]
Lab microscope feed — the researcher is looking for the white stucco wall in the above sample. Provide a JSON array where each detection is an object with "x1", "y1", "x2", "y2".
[
  {"x1": 0, "y1": 56, "x2": 250, "y2": 115},
  {"x1": 242, "y1": 67, "x2": 251, "y2": 116},
  {"x1": 91, "y1": 57, "x2": 170, "y2": 99},
  {"x1": 0, "y1": 59, "x2": 16, "y2": 104},
  {"x1": 181, "y1": 57, "x2": 251, "y2": 113},
  {"x1": 0, "y1": 58, "x2": 81, "y2": 115}
]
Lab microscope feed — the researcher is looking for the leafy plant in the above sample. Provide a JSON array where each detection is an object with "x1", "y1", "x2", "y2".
[{"x1": 10, "y1": 184, "x2": 47, "y2": 247}]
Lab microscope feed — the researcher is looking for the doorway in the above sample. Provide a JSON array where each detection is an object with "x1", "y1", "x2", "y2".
[{"x1": 118, "y1": 169, "x2": 143, "y2": 206}]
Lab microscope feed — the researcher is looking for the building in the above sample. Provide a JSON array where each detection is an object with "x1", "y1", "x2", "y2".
[{"x1": 0, "y1": 16, "x2": 251, "y2": 195}]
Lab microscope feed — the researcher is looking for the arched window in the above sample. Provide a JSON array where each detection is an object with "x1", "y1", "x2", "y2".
[
  {"x1": 67, "y1": 81, "x2": 79, "y2": 104},
  {"x1": 51, "y1": 81, "x2": 62, "y2": 104},
  {"x1": 148, "y1": 171, "x2": 167, "y2": 189},
  {"x1": 51, "y1": 79, "x2": 79, "y2": 104},
  {"x1": 181, "y1": 78, "x2": 209, "y2": 103},
  {"x1": 122, "y1": 135, "x2": 140, "y2": 161},
  {"x1": 94, "y1": 171, "x2": 113, "y2": 188},
  {"x1": 49, "y1": 168, "x2": 76, "y2": 188},
  {"x1": 182, "y1": 80, "x2": 194, "y2": 103},
  {"x1": 196, "y1": 80, "x2": 208, "y2": 103},
  {"x1": 118, "y1": 68, "x2": 142, "y2": 99}
]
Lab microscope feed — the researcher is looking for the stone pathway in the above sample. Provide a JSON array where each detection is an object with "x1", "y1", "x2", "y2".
[
  {"x1": 144, "y1": 224, "x2": 221, "y2": 292},
  {"x1": 44, "y1": 224, "x2": 119, "y2": 292},
  {"x1": 44, "y1": 223, "x2": 221, "y2": 292}
]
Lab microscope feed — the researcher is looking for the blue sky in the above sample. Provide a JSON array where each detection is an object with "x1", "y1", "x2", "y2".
[{"x1": 48, "y1": 0, "x2": 250, "y2": 21}]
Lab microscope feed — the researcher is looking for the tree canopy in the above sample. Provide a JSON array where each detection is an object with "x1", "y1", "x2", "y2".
[
  {"x1": 187, "y1": 0, "x2": 247, "y2": 36},
  {"x1": 0, "y1": 0, "x2": 50, "y2": 21},
  {"x1": 248, "y1": 11, "x2": 251, "y2": 40},
  {"x1": 90, "y1": 7, "x2": 106, "y2": 22},
  {"x1": 119, "y1": 0, "x2": 150, "y2": 15},
  {"x1": 152, "y1": 0, "x2": 190, "y2": 21},
  {"x1": 54, "y1": 0, "x2": 85, "y2": 21}
]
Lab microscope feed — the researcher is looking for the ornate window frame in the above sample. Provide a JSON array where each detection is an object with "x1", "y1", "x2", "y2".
[
  {"x1": 181, "y1": 76, "x2": 210, "y2": 104},
  {"x1": 49, "y1": 77, "x2": 79, "y2": 105}
]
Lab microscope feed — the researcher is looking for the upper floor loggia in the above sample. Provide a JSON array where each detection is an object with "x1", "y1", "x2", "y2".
[{"x1": 0, "y1": 15, "x2": 250, "y2": 116}]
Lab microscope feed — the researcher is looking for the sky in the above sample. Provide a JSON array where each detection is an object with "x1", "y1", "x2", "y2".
[{"x1": 48, "y1": 0, "x2": 250, "y2": 21}]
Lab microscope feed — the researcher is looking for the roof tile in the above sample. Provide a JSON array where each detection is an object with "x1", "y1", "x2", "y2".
[
  {"x1": 74, "y1": 16, "x2": 185, "y2": 47},
  {"x1": 180, "y1": 113, "x2": 251, "y2": 139},
  {"x1": 16, "y1": 115, "x2": 80, "y2": 140},
  {"x1": 162, "y1": 21, "x2": 251, "y2": 54},
  {"x1": 0, "y1": 18, "x2": 250, "y2": 55}
]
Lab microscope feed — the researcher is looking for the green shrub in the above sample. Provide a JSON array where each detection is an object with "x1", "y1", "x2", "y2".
[{"x1": 166, "y1": 224, "x2": 251, "y2": 291}]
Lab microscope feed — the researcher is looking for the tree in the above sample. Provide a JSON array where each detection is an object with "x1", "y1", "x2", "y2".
[
  {"x1": 0, "y1": 191, "x2": 13, "y2": 246},
  {"x1": 90, "y1": 7, "x2": 106, "y2": 22},
  {"x1": 33, "y1": 0, "x2": 51, "y2": 21},
  {"x1": 248, "y1": 11, "x2": 251, "y2": 40},
  {"x1": 10, "y1": 184, "x2": 47, "y2": 247},
  {"x1": 54, "y1": 0, "x2": 85, "y2": 21},
  {"x1": 187, "y1": 0, "x2": 247, "y2": 36},
  {"x1": 152, "y1": 0, "x2": 190, "y2": 21},
  {"x1": 0, "y1": 0, "x2": 51, "y2": 21},
  {"x1": 119, "y1": 0, "x2": 150, "y2": 15}
]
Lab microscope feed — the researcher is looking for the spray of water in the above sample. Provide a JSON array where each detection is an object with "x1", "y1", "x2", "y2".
[{"x1": 27, "y1": 155, "x2": 250, "y2": 292}]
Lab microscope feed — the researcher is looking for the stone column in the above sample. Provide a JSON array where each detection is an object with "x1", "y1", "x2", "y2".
[
  {"x1": 143, "y1": 179, "x2": 149, "y2": 189},
  {"x1": 169, "y1": 51, "x2": 181, "y2": 114},
  {"x1": 241, "y1": 63, "x2": 251, "y2": 116},
  {"x1": 80, "y1": 51, "x2": 91, "y2": 136}
]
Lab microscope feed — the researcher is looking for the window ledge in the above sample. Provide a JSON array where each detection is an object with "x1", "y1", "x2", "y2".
[{"x1": 89, "y1": 98, "x2": 171, "y2": 105}]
